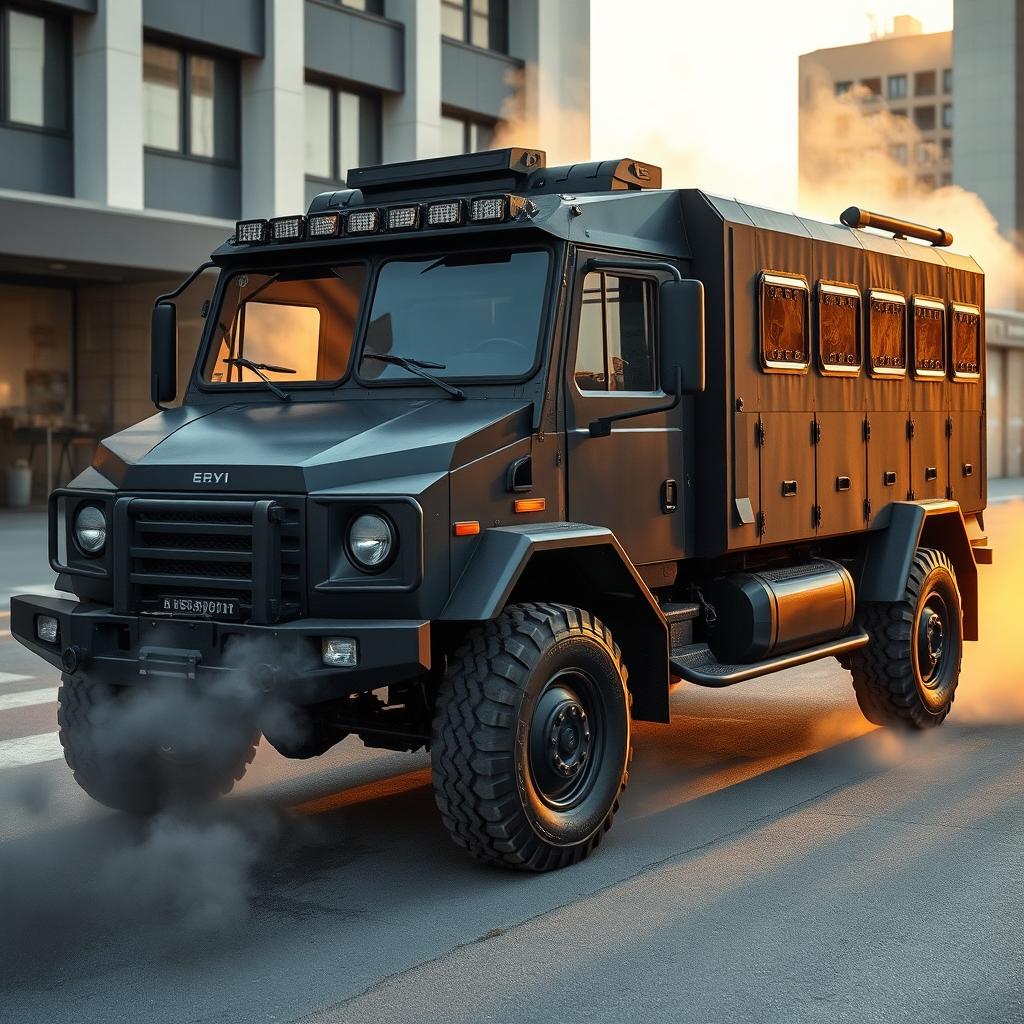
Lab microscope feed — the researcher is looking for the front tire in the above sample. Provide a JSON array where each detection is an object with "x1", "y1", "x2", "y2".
[
  {"x1": 850, "y1": 548, "x2": 963, "y2": 729},
  {"x1": 57, "y1": 676, "x2": 259, "y2": 814},
  {"x1": 431, "y1": 603, "x2": 631, "y2": 871}
]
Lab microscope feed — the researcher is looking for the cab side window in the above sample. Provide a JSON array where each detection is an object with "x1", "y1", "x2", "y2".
[{"x1": 574, "y1": 272, "x2": 656, "y2": 393}]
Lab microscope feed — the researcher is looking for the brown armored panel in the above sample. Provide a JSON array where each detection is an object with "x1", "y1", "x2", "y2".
[
  {"x1": 813, "y1": 412, "x2": 866, "y2": 536},
  {"x1": 756, "y1": 411, "x2": 816, "y2": 545}
]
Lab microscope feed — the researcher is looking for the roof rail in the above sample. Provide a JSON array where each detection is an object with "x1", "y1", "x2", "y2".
[{"x1": 840, "y1": 206, "x2": 953, "y2": 247}]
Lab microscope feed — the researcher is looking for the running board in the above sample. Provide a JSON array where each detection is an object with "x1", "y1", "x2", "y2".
[{"x1": 670, "y1": 631, "x2": 870, "y2": 688}]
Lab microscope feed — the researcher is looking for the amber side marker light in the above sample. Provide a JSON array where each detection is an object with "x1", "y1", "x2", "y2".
[
  {"x1": 453, "y1": 521, "x2": 480, "y2": 536},
  {"x1": 514, "y1": 498, "x2": 546, "y2": 513}
]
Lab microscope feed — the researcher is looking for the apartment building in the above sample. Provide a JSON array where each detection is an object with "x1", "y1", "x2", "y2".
[
  {"x1": 0, "y1": 0, "x2": 590, "y2": 501},
  {"x1": 798, "y1": 16, "x2": 953, "y2": 195}
]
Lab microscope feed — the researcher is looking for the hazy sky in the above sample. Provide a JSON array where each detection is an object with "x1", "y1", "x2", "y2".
[{"x1": 590, "y1": 0, "x2": 954, "y2": 209}]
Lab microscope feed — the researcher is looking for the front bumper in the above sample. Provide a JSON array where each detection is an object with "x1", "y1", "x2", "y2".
[{"x1": 10, "y1": 595, "x2": 431, "y2": 704}]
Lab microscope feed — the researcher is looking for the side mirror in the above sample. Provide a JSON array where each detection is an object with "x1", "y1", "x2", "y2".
[
  {"x1": 659, "y1": 278, "x2": 705, "y2": 394},
  {"x1": 151, "y1": 302, "x2": 178, "y2": 405}
]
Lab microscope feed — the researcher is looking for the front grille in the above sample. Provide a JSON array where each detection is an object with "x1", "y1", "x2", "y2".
[{"x1": 115, "y1": 496, "x2": 305, "y2": 624}]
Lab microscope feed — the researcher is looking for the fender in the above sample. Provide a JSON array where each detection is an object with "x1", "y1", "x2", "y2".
[
  {"x1": 859, "y1": 500, "x2": 980, "y2": 640},
  {"x1": 441, "y1": 523, "x2": 671, "y2": 722}
]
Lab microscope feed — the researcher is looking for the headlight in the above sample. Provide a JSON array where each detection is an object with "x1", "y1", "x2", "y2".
[
  {"x1": 74, "y1": 504, "x2": 107, "y2": 555},
  {"x1": 348, "y1": 512, "x2": 394, "y2": 570}
]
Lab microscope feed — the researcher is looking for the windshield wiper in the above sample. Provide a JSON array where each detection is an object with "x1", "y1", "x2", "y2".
[
  {"x1": 364, "y1": 353, "x2": 465, "y2": 400},
  {"x1": 223, "y1": 356, "x2": 294, "y2": 401}
]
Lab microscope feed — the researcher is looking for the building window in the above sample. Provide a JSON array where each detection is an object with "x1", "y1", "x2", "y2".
[
  {"x1": 891, "y1": 107, "x2": 907, "y2": 119},
  {"x1": 941, "y1": 137, "x2": 952, "y2": 161},
  {"x1": 143, "y1": 42, "x2": 238, "y2": 161},
  {"x1": 441, "y1": 0, "x2": 508, "y2": 52},
  {"x1": 332, "y1": 0, "x2": 384, "y2": 13},
  {"x1": 913, "y1": 105, "x2": 936, "y2": 131},
  {"x1": 440, "y1": 111, "x2": 495, "y2": 155},
  {"x1": 943, "y1": 67, "x2": 953, "y2": 93},
  {"x1": 942, "y1": 103, "x2": 953, "y2": 129},
  {"x1": 887, "y1": 75, "x2": 907, "y2": 100},
  {"x1": 916, "y1": 141, "x2": 934, "y2": 164},
  {"x1": 834, "y1": 80, "x2": 852, "y2": 97},
  {"x1": 890, "y1": 143, "x2": 908, "y2": 166},
  {"x1": 914, "y1": 70, "x2": 936, "y2": 96},
  {"x1": 575, "y1": 273, "x2": 657, "y2": 393},
  {"x1": 2, "y1": 5, "x2": 69, "y2": 130},
  {"x1": 304, "y1": 81, "x2": 382, "y2": 183},
  {"x1": 916, "y1": 172, "x2": 936, "y2": 190},
  {"x1": 860, "y1": 77, "x2": 882, "y2": 97}
]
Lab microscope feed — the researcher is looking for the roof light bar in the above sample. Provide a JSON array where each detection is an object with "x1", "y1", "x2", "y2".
[
  {"x1": 234, "y1": 219, "x2": 268, "y2": 244},
  {"x1": 346, "y1": 209, "x2": 380, "y2": 234},
  {"x1": 307, "y1": 212, "x2": 342, "y2": 238},
  {"x1": 426, "y1": 200, "x2": 463, "y2": 227},
  {"x1": 387, "y1": 205, "x2": 421, "y2": 231},
  {"x1": 268, "y1": 215, "x2": 305, "y2": 242}
]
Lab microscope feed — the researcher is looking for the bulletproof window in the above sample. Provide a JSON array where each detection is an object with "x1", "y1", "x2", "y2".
[
  {"x1": 867, "y1": 290, "x2": 907, "y2": 377},
  {"x1": 912, "y1": 297, "x2": 946, "y2": 378},
  {"x1": 951, "y1": 303, "x2": 981, "y2": 380},
  {"x1": 759, "y1": 272, "x2": 809, "y2": 372},
  {"x1": 574, "y1": 272, "x2": 657, "y2": 393},
  {"x1": 817, "y1": 282, "x2": 861, "y2": 375}
]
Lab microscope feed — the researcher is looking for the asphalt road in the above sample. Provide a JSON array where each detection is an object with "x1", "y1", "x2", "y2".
[{"x1": 1, "y1": 503, "x2": 1022, "y2": 1024}]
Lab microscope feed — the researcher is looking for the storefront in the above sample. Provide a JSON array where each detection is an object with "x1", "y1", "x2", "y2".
[{"x1": 986, "y1": 309, "x2": 1024, "y2": 479}]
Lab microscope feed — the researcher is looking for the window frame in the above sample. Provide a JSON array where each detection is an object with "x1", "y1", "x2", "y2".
[
  {"x1": 758, "y1": 270, "x2": 810, "y2": 374},
  {"x1": 573, "y1": 270, "x2": 660, "y2": 397},
  {"x1": 0, "y1": 2, "x2": 71, "y2": 135},
  {"x1": 816, "y1": 281, "x2": 862, "y2": 377},
  {"x1": 142, "y1": 37, "x2": 240, "y2": 166},
  {"x1": 441, "y1": 0, "x2": 509, "y2": 53},
  {"x1": 866, "y1": 288, "x2": 908, "y2": 379},
  {"x1": 194, "y1": 261, "x2": 372, "y2": 395},
  {"x1": 440, "y1": 107, "x2": 498, "y2": 156},
  {"x1": 911, "y1": 295, "x2": 947, "y2": 380},
  {"x1": 304, "y1": 77, "x2": 382, "y2": 185},
  {"x1": 950, "y1": 302, "x2": 982, "y2": 382},
  {"x1": 887, "y1": 74, "x2": 907, "y2": 100}
]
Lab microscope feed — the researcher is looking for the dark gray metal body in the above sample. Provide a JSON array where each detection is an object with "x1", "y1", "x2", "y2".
[{"x1": 10, "y1": 150, "x2": 989, "y2": 731}]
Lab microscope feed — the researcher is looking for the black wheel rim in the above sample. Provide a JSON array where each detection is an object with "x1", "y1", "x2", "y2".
[
  {"x1": 528, "y1": 669, "x2": 605, "y2": 810},
  {"x1": 916, "y1": 590, "x2": 951, "y2": 690}
]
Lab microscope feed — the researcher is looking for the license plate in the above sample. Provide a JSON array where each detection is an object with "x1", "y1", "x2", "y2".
[{"x1": 159, "y1": 596, "x2": 240, "y2": 620}]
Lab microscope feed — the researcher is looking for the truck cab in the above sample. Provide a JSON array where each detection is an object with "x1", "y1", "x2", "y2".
[{"x1": 11, "y1": 148, "x2": 991, "y2": 871}]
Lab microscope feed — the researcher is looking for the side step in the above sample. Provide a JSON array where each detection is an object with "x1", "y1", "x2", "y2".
[{"x1": 670, "y1": 631, "x2": 870, "y2": 688}]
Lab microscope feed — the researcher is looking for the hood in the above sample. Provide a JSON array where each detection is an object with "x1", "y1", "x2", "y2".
[{"x1": 94, "y1": 397, "x2": 533, "y2": 493}]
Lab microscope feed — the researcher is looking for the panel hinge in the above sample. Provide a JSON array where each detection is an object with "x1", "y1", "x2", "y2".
[
  {"x1": 945, "y1": 416, "x2": 954, "y2": 438},
  {"x1": 812, "y1": 504, "x2": 822, "y2": 528},
  {"x1": 755, "y1": 420, "x2": 767, "y2": 448},
  {"x1": 906, "y1": 418, "x2": 916, "y2": 440},
  {"x1": 756, "y1": 510, "x2": 767, "y2": 536},
  {"x1": 811, "y1": 419, "x2": 822, "y2": 445},
  {"x1": 863, "y1": 497, "x2": 872, "y2": 522},
  {"x1": 863, "y1": 416, "x2": 871, "y2": 443}
]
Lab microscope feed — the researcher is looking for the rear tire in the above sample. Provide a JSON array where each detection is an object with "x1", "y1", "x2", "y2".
[
  {"x1": 57, "y1": 676, "x2": 259, "y2": 815},
  {"x1": 850, "y1": 548, "x2": 962, "y2": 729},
  {"x1": 431, "y1": 603, "x2": 631, "y2": 871}
]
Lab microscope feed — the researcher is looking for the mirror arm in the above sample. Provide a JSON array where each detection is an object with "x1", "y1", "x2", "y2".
[
  {"x1": 153, "y1": 261, "x2": 216, "y2": 308},
  {"x1": 588, "y1": 366, "x2": 683, "y2": 438}
]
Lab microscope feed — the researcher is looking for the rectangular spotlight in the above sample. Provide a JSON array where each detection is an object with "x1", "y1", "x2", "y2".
[
  {"x1": 346, "y1": 209, "x2": 380, "y2": 234},
  {"x1": 307, "y1": 212, "x2": 342, "y2": 238}
]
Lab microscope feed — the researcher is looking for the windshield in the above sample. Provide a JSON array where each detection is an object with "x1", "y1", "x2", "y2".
[
  {"x1": 359, "y1": 249, "x2": 550, "y2": 382},
  {"x1": 203, "y1": 266, "x2": 366, "y2": 384}
]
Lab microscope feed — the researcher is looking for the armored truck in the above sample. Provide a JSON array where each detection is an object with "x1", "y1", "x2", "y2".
[{"x1": 12, "y1": 148, "x2": 992, "y2": 871}]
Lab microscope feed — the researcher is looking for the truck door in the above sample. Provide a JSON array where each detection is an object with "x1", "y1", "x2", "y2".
[{"x1": 563, "y1": 262, "x2": 685, "y2": 567}]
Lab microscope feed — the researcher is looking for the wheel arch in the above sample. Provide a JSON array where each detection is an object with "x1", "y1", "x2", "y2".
[
  {"x1": 440, "y1": 524, "x2": 670, "y2": 722},
  {"x1": 858, "y1": 500, "x2": 979, "y2": 640}
]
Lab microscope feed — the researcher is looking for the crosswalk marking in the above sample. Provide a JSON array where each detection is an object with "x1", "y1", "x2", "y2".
[
  {"x1": 0, "y1": 672, "x2": 33, "y2": 686},
  {"x1": 0, "y1": 731, "x2": 63, "y2": 770},
  {"x1": 0, "y1": 687, "x2": 58, "y2": 711}
]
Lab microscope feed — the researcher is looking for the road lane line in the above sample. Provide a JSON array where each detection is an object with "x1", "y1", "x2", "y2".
[
  {"x1": 0, "y1": 687, "x2": 58, "y2": 711},
  {"x1": 0, "y1": 732, "x2": 63, "y2": 770}
]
